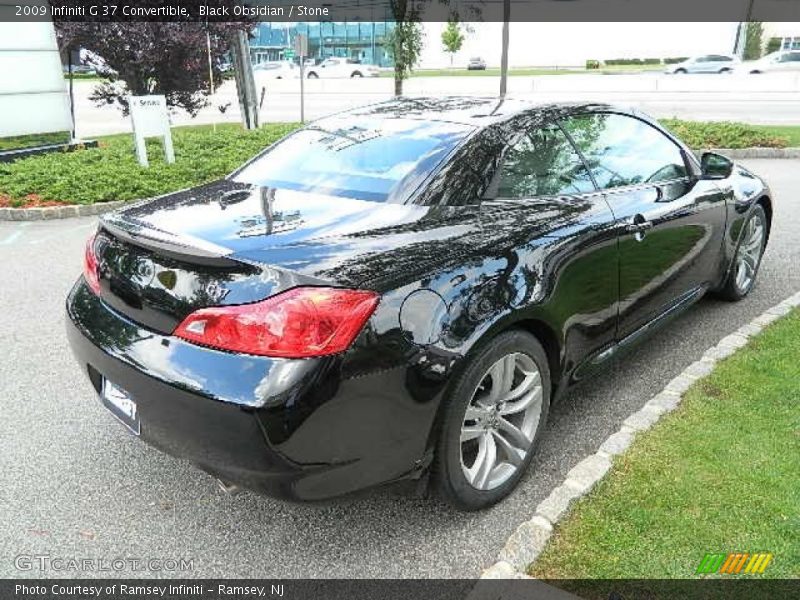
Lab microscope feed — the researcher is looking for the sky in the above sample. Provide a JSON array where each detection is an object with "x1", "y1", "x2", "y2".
[{"x1": 419, "y1": 22, "x2": 742, "y2": 68}]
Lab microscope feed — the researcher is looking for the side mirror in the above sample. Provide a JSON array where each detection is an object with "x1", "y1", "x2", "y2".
[{"x1": 700, "y1": 152, "x2": 734, "y2": 179}]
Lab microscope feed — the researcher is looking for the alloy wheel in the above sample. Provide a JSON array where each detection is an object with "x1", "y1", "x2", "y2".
[
  {"x1": 735, "y1": 212, "x2": 766, "y2": 293},
  {"x1": 460, "y1": 352, "x2": 543, "y2": 491}
]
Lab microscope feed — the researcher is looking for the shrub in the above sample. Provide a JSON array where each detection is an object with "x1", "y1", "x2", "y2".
[
  {"x1": 585, "y1": 59, "x2": 600, "y2": 70},
  {"x1": 659, "y1": 119, "x2": 789, "y2": 149},
  {"x1": 663, "y1": 57, "x2": 690, "y2": 64},
  {"x1": 766, "y1": 37, "x2": 782, "y2": 54}
]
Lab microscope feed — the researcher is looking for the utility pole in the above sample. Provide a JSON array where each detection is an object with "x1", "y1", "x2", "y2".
[
  {"x1": 499, "y1": 0, "x2": 510, "y2": 97},
  {"x1": 734, "y1": 0, "x2": 756, "y2": 58},
  {"x1": 230, "y1": 30, "x2": 259, "y2": 129}
]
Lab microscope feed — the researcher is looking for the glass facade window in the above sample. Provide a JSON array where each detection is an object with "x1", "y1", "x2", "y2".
[
  {"x1": 250, "y1": 21, "x2": 396, "y2": 67},
  {"x1": 782, "y1": 37, "x2": 800, "y2": 50}
]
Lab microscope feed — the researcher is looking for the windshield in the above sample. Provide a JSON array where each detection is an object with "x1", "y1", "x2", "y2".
[{"x1": 233, "y1": 118, "x2": 473, "y2": 203}]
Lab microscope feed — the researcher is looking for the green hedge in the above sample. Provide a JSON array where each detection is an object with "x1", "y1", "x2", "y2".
[{"x1": 659, "y1": 119, "x2": 789, "y2": 149}]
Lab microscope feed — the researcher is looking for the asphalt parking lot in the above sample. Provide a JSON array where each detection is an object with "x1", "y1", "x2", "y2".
[{"x1": 0, "y1": 159, "x2": 798, "y2": 579}]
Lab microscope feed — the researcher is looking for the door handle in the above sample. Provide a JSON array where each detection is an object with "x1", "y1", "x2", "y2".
[
  {"x1": 626, "y1": 219, "x2": 654, "y2": 233},
  {"x1": 626, "y1": 214, "x2": 654, "y2": 241}
]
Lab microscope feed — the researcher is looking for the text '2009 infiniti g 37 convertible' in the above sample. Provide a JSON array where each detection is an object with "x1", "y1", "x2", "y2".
[{"x1": 66, "y1": 98, "x2": 771, "y2": 510}]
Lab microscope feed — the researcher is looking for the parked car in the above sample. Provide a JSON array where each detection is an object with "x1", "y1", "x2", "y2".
[
  {"x1": 305, "y1": 57, "x2": 380, "y2": 78},
  {"x1": 252, "y1": 61, "x2": 297, "y2": 80},
  {"x1": 737, "y1": 50, "x2": 800, "y2": 74},
  {"x1": 467, "y1": 56, "x2": 487, "y2": 70},
  {"x1": 665, "y1": 54, "x2": 739, "y2": 74},
  {"x1": 67, "y1": 98, "x2": 771, "y2": 510}
]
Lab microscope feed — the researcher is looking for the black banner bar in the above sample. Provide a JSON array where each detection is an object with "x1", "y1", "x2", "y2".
[
  {"x1": 2, "y1": 579, "x2": 800, "y2": 600},
  {"x1": 1, "y1": 0, "x2": 800, "y2": 23}
]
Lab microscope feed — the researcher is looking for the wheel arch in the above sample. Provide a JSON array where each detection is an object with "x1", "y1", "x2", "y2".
[{"x1": 757, "y1": 195, "x2": 773, "y2": 242}]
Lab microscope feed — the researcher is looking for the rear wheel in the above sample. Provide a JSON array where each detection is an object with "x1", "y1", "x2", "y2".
[
  {"x1": 434, "y1": 330, "x2": 550, "y2": 511},
  {"x1": 351, "y1": 71, "x2": 363, "y2": 78},
  {"x1": 718, "y1": 205, "x2": 767, "y2": 301},
  {"x1": 307, "y1": 72, "x2": 319, "y2": 79},
  {"x1": 675, "y1": 68, "x2": 688, "y2": 74}
]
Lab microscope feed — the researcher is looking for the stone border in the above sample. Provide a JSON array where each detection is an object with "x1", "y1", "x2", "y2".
[
  {"x1": 482, "y1": 291, "x2": 800, "y2": 579},
  {"x1": 699, "y1": 147, "x2": 800, "y2": 159},
  {"x1": 2, "y1": 148, "x2": 798, "y2": 222},
  {"x1": 0, "y1": 200, "x2": 126, "y2": 222}
]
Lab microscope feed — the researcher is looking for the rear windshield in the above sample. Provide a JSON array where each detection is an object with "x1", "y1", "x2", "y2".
[{"x1": 233, "y1": 119, "x2": 473, "y2": 202}]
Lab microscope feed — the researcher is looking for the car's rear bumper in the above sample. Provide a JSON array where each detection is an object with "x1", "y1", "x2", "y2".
[{"x1": 65, "y1": 280, "x2": 436, "y2": 501}]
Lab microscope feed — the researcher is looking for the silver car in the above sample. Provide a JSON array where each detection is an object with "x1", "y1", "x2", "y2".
[{"x1": 665, "y1": 54, "x2": 739, "y2": 74}]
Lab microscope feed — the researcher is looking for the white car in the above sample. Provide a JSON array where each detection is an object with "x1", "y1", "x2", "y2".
[
  {"x1": 252, "y1": 61, "x2": 298, "y2": 80},
  {"x1": 304, "y1": 58, "x2": 380, "y2": 79},
  {"x1": 665, "y1": 54, "x2": 739, "y2": 74},
  {"x1": 738, "y1": 50, "x2": 800, "y2": 74}
]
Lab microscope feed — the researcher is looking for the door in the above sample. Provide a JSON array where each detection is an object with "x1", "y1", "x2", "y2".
[
  {"x1": 482, "y1": 119, "x2": 620, "y2": 374},
  {"x1": 559, "y1": 112, "x2": 729, "y2": 340}
]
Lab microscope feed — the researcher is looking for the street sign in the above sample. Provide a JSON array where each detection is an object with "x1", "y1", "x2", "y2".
[
  {"x1": 284, "y1": 49, "x2": 295, "y2": 59},
  {"x1": 128, "y1": 95, "x2": 174, "y2": 167},
  {"x1": 293, "y1": 34, "x2": 308, "y2": 57},
  {"x1": 294, "y1": 34, "x2": 308, "y2": 123}
]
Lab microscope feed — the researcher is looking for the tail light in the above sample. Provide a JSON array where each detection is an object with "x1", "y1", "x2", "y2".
[
  {"x1": 173, "y1": 287, "x2": 380, "y2": 358},
  {"x1": 83, "y1": 232, "x2": 101, "y2": 295}
]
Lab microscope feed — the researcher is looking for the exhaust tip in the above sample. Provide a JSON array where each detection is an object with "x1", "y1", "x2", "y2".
[{"x1": 216, "y1": 478, "x2": 241, "y2": 496}]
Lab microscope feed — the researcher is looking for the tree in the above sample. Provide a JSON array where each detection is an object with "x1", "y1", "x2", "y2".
[
  {"x1": 56, "y1": 22, "x2": 250, "y2": 116},
  {"x1": 386, "y1": 2, "x2": 424, "y2": 97},
  {"x1": 441, "y1": 20, "x2": 464, "y2": 67},
  {"x1": 387, "y1": 0, "x2": 477, "y2": 96},
  {"x1": 744, "y1": 21, "x2": 764, "y2": 60}
]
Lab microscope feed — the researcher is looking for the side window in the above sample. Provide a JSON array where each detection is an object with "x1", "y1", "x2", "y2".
[
  {"x1": 559, "y1": 113, "x2": 688, "y2": 190},
  {"x1": 495, "y1": 123, "x2": 595, "y2": 198}
]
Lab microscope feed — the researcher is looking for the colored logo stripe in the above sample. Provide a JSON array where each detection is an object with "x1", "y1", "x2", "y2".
[{"x1": 696, "y1": 552, "x2": 773, "y2": 575}]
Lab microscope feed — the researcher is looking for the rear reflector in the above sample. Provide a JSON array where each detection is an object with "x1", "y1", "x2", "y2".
[
  {"x1": 83, "y1": 232, "x2": 101, "y2": 295},
  {"x1": 173, "y1": 287, "x2": 379, "y2": 358}
]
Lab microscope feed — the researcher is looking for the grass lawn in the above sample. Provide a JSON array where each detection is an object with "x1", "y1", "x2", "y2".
[
  {"x1": 530, "y1": 309, "x2": 800, "y2": 582},
  {"x1": 381, "y1": 65, "x2": 663, "y2": 78},
  {"x1": 0, "y1": 122, "x2": 298, "y2": 207}
]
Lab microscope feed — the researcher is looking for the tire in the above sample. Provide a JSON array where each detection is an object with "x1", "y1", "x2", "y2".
[
  {"x1": 351, "y1": 71, "x2": 363, "y2": 78},
  {"x1": 433, "y1": 330, "x2": 551, "y2": 511},
  {"x1": 750, "y1": 70, "x2": 762, "y2": 75},
  {"x1": 719, "y1": 68, "x2": 731, "y2": 74},
  {"x1": 717, "y1": 204, "x2": 768, "y2": 301},
  {"x1": 675, "y1": 68, "x2": 687, "y2": 74},
  {"x1": 307, "y1": 72, "x2": 318, "y2": 79}
]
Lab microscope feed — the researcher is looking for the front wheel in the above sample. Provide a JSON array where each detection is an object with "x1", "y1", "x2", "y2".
[
  {"x1": 434, "y1": 330, "x2": 550, "y2": 511},
  {"x1": 718, "y1": 205, "x2": 767, "y2": 301},
  {"x1": 351, "y1": 71, "x2": 363, "y2": 78},
  {"x1": 307, "y1": 72, "x2": 319, "y2": 79}
]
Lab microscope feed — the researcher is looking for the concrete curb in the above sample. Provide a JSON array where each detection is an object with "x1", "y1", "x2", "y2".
[
  {"x1": 0, "y1": 200, "x2": 126, "y2": 222},
  {"x1": 2, "y1": 148, "x2": 798, "y2": 221},
  {"x1": 481, "y1": 291, "x2": 800, "y2": 579},
  {"x1": 701, "y1": 147, "x2": 800, "y2": 159}
]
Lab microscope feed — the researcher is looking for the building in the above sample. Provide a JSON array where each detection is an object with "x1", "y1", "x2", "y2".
[
  {"x1": 251, "y1": 22, "x2": 395, "y2": 67},
  {"x1": 763, "y1": 23, "x2": 800, "y2": 51}
]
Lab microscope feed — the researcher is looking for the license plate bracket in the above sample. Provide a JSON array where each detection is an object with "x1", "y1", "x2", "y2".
[{"x1": 101, "y1": 379, "x2": 141, "y2": 436}]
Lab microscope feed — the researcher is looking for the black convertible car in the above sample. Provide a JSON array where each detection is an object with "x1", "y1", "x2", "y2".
[{"x1": 67, "y1": 98, "x2": 770, "y2": 510}]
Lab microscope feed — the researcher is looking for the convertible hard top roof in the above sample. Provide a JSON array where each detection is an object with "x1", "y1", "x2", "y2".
[{"x1": 318, "y1": 96, "x2": 640, "y2": 129}]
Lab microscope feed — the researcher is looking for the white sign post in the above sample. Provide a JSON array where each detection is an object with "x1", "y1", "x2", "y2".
[{"x1": 128, "y1": 95, "x2": 174, "y2": 167}]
